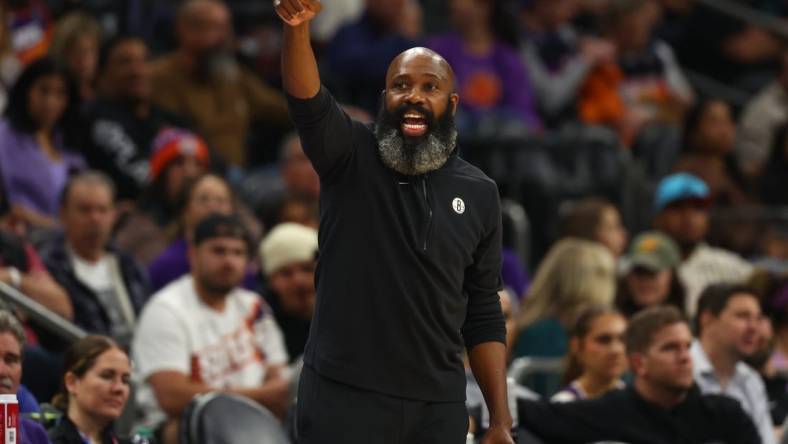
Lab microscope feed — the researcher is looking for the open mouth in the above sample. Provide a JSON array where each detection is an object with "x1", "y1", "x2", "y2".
[{"x1": 401, "y1": 112, "x2": 428, "y2": 137}]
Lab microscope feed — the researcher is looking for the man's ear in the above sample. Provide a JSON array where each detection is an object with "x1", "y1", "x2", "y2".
[
  {"x1": 629, "y1": 352, "x2": 644, "y2": 377},
  {"x1": 450, "y1": 92, "x2": 459, "y2": 116},
  {"x1": 698, "y1": 310, "x2": 714, "y2": 336}
]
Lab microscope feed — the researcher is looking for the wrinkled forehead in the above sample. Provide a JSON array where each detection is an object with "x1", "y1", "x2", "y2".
[{"x1": 385, "y1": 49, "x2": 454, "y2": 88}]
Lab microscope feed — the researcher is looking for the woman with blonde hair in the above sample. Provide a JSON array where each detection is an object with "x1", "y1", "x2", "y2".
[
  {"x1": 513, "y1": 238, "x2": 617, "y2": 358},
  {"x1": 49, "y1": 12, "x2": 101, "y2": 101}
]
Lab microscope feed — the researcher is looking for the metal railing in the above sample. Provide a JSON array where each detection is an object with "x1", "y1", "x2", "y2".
[{"x1": 0, "y1": 281, "x2": 86, "y2": 343}]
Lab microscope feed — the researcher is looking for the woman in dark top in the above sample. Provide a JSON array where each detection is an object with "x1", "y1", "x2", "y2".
[{"x1": 49, "y1": 336, "x2": 132, "y2": 444}]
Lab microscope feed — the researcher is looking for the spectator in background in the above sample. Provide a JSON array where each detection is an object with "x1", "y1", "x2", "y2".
[
  {"x1": 134, "y1": 215, "x2": 289, "y2": 444},
  {"x1": 692, "y1": 284, "x2": 775, "y2": 444},
  {"x1": 517, "y1": 306, "x2": 761, "y2": 443},
  {"x1": 578, "y1": 0, "x2": 693, "y2": 146},
  {"x1": 0, "y1": 311, "x2": 52, "y2": 444},
  {"x1": 114, "y1": 128, "x2": 211, "y2": 265},
  {"x1": 744, "y1": 310, "x2": 788, "y2": 429},
  {"x1": 149, "y1": 0, "x2": 290, "y2": 167},
  {"x1": 242, "y1": 133, "x2": 320, "y2": 230},
  {"x1": 767, "y1": 280, "x2": 788, "y2": 375},
  {"x1": 0, "y1": 191, "x2": 72, "y2": 322},
  {"x1": 653, "y1": 173, "x2": 753, "y2": 316},
  {"x1": 427, "y1": 0, "x2": 541, "y2": 134},
  {"x1": 83, "y1": 35, "x2": 188, "y2": 201},
  {"x1": 759, "y1": 124, "x2": 788, "y2": 206},
  {"x1": 737, "y1": 50, "x2": 788, "y2": 179},
  {"x1": 675, "y1": 0, "x2": 785, "y2": 93},
  {"x1": 674, "y1": 99, "x2": 748, "y2": 206},
  {"x1": 513, "y1": 238, "x2": 616, "y2": 359},
  {"x1": 559, "y1": 197, "x2": 627, "y2": 259},
  {"x1": 147, "y1": 173, "x2": 232, "y2": 292},
  {"x1": 552, "y1": 305, "x2": 627, "y2": 402},
  {"x1": 615, "y1": 231, "x2": 685, "y2": 319},
  {"x1": 0, "y1": 57, "x2": 83, "y2": 228},
  {"x1": 49, "y1": 336, "x2": 132, "y2": 444},
  {"x1": 326, "y1": 0, "x2": 423, "y2": 114},
  {"x1": 147, "y1": 172, "x2": 259, "y2": 293},
  {"x1": 40, "y1": 172, "x2": 150, "y2": 348},
  {"x1": 49, "y1": 12, "x2": 101, "y2": 102},
  {"x1": 259, "y1": 223, "x2": 317, "y2": 361},
  {"x1": 519, "y1": 0, "x2": 615, "y2": 125}
]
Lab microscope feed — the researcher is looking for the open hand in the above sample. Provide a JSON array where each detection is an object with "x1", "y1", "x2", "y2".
[{"x1": 274, "y1": 0, "x2": 322, "y2": 26}]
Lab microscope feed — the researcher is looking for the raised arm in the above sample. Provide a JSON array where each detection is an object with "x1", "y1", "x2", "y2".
[
  {"x1": 274, "y1": 0, "x2": 358, "y2": 182},
  {"x1": 276, "y1": 0, "x2": 322, "y2": 99}
]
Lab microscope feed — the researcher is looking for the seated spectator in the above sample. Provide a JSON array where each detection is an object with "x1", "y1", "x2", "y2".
[
  {"x1": 674, "y1": 99, "x2": 748, "y2": 206},
  {"x1": 578, "y1": 0, "x2": 693, "y2": 145},
  {"x1": 133, "y1": 214, "x2": 289, "y2": 444},
  {"x1": 113, "y1": 128, "x2": 211, "y2": 265},
  {"x1": 552, "y1": 305, "x2": 627, "y2": 402},
  {"x1": 427, "y1": 0, "x2": 541, "y2": 134},
  {"x1": 0, "y1": 189, "x2": 72, "y2": 321},
  {"x1": 49, "y1": 12, "x2": 101, "y2": 102},
  {"x1": 653, "y1": 173, "x2": 753, "y2": 315},
  {"x1": 40, "y1": 172, "x2": 150, "y2": 347},
  {"x1": 767, "y1": 280, "x2": 788, "y2": 374},
  {"x1": 518, "y1": 306, "x2": 761, "y2": 443},
  {"x1": 675, "y1": 0, "x2": 785, "y2": 93},
  {"x1": 558, "y1": 197, "x2": 627, "y2": 259},
  {"x1": 83, "y1": 35, "x2": 189, "y2": 201},
  {"x1": 519, "y1": 0, "x2": 615, "y2": 125},
  {"x1": 259, "y1": 223, "x2": 317, "y2": 361},
  {"x1": 615, "y1": 231, "x2": 685, "y2": 318},
  {"x1": 692, "y1": 284, "x2": 775, "y2": 444},
  {"x1": 326, "y1": 0, "x2": 422, "y2": 114},
  {"x1": 49, "y1": 335, "x2": 132, "y2": 444},
  {"x1": 0, "y1": 310, "x2": 51, "y2": 444},
  {"x1": 760, "y1": 124, "x2": 788, "y2": 207},
  {"x1": 149, "y1": 0, "x2": 290, "y2": 167},
  {"x1": 147, "y1": 173, "x2": 258, "y2": 292},
  {"x1": 242, "y1": 133, "x2": 320, "y2": 230},
  {"x1": 744, "y1": 309, "x2": 788, "y2": 429},
  {"x1": 513, "y1": 238, "x2": 616, "y2": 358},
  {"x1": 0, "y1": 57, "x2": 84, "y2": 228},
  {"x1": 737, "y1": 50, "x2": 788, "y2": 178}
]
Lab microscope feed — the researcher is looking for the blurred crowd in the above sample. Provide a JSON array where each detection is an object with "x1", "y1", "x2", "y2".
[{"x1": 1, "y1": 0, "x2": 788, "y2": 442}]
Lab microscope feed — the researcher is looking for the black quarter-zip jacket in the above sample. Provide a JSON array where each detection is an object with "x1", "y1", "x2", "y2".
[{"x1": 287, "y1": 87, "x2": 506, "y2": 402}]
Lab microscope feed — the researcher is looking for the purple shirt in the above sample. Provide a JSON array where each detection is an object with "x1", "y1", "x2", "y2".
[
  {"x1": 0, "y1": 119, "x2": 84, "y2": 217},
  {"x1": 21, "y1": 417, "x2": 51, "y2": 444},
  {"x1": 427, "y1": 34, "x2": 542, "y2": 130}
]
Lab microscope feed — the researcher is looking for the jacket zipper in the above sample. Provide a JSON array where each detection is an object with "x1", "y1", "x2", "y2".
[{"x1": 421, "y1": 177, "x2": 432, "y2": 251}]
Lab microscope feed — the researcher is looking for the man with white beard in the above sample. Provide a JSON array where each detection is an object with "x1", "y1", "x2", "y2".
[
  {"x1": 0, "y1": 311, "x2": 51, "y2": 443},
  {"x1": 275, "y1": 1, "x2": 513, "y2": 443}
]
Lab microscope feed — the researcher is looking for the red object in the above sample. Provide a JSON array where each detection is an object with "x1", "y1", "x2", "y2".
[{"x1": 0, "y1": 394, "x2": 19, "y2": 444}]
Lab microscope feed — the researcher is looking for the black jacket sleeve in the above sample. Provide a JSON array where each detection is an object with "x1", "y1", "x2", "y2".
[
  {"x1": 461, "y1": 185, "x2": 505, "y2": 350},
  {"x1": 286, "y1": 86, "x2": 356, "y2": 184}
]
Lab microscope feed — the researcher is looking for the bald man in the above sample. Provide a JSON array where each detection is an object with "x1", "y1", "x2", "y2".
[
  {"x1": 148, "y1": 0, "x2": 290, "y2": 166},
  {"x1": 276, "y1": 1, "x2": 513, "y2": 443}
]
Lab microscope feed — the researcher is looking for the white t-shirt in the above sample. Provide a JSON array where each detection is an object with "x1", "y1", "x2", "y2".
[
  {"x1": 133, "y1": 275, "x2": 288, "y2": 426},
  {"x1": 70, "y1": 251, "x2": 136, "y2": 343}
]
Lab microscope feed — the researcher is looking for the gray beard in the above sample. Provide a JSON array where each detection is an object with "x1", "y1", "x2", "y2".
[{"x1": 376, "y1": 128, "x2": 457, "y2": 176}]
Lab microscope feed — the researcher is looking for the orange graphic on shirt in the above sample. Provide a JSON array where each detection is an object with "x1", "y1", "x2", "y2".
[{"x1": 462, "y1": 71, "x2": 503, "y2": 109}]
